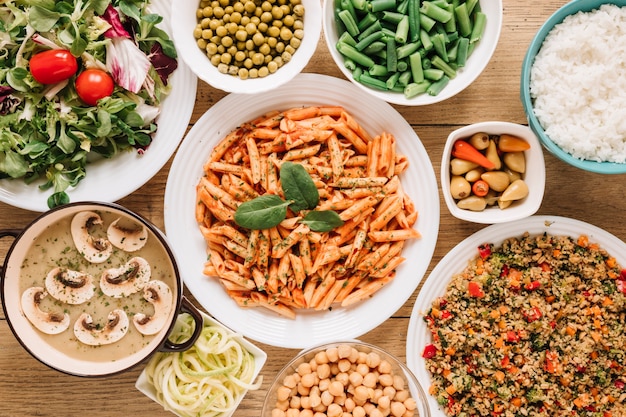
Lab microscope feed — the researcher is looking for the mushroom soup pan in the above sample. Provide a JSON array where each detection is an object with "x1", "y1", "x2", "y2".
[{"x1": 0, "y1": 202, "x2": 203, "y2": 377}]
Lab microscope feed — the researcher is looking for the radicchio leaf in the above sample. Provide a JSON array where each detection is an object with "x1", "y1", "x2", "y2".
[
  {"x1": 0, "y1": 85, "x2": 20, "y2": 115},
  {"x1": 149, "y1": 43, "x2": 178, "y2": 85},
  {"x1": 102, "y1": 5, "x2": 131, "y2": 39},
  {"x1": 105, "y1": 38, "x2": 151, "y2": 93}
]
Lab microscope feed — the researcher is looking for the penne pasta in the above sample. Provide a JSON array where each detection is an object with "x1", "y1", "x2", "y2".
[{"x1": 195, "y1": 106, "x2": 421, "y2": 318}]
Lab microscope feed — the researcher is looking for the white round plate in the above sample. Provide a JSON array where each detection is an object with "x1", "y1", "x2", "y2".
[
  {"x1": 0, "y1": 0, "x2": 196, "y2": 212},
  {"x1": 164, "y1": 73, "x2": 440, "y2": 349},
  {"x1": 406, "y1": 215, "x2": 626, "y2": 416}
]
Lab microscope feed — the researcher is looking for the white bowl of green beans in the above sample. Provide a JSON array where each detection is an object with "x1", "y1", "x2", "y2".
[{"x1": 323, "y1": 0, "x2": 503, "y2": 106}]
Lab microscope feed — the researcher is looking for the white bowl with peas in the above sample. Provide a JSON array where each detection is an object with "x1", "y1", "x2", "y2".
[
  {"x1": 173, "y1": 0, "x2": 321, "y2": 94},
  {"x1": 323, "y1": 0, "x2": 502, "y2": 106},
  {"x1": 441, "y1": 121, "x2": 546, "y2": 224}
]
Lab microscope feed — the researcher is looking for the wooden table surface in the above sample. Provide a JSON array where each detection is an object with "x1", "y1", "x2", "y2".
[{"x1": 1, "y1": 1, "x2": 623, "y2": 416}]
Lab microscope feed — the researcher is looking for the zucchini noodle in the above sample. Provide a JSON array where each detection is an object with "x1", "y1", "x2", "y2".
[{"x1": 144, "y1": 314, "x2": 262, "y2": 417}]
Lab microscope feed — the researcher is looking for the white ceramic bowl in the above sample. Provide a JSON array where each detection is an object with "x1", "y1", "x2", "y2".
[
  {"x1": 441, "y1": 121, "x2": 545, "y2": 224},
  {"x1": 262, "y1": 341, "x2": 431, "y2": 417},
  {"x1": 172, "y1": 0, "x2": 321, "y2": 94},
  {"x1": 322, "y1": 0, "x2": 503, "y2": 106}
]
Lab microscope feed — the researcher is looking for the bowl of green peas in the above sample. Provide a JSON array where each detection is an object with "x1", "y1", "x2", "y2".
[
  {"x1": 323, "y1": 0, "x2": 503, "y2": 106},
  {"x1": 173, "y1": 0, "x2": 322, "y2": 94}
]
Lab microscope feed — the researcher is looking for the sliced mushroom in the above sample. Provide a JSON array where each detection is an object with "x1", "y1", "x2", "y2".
[
  {"x1": 107, "y1": 217, "x2": 148, "y2": 252},
  {"x1": 44, "y1": 267, "x2": 96, "y2": 305},
  {"x1": 21, "y1": 287, "x2": 70, "y2": 335},
  {"x1": 71, "y1": 211, "x2": 113, "y2": 263},
  {"x1": 100, "y1": 256, "x2": 151, "y2": 298},
  {"x1": 73, "y1": 309, "x2": 129, "y2": 346},
  {"x1": 133, "y1": 280, "x2": 173, "y2": 335}
]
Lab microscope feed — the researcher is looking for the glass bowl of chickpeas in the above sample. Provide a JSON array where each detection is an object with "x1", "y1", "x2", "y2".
[
  {"x1": 172, "y1": 0, "x2": 321, "y2": 94},
  {"x1": 262, "y1": 341, "x2": 431, "y2": 417}
]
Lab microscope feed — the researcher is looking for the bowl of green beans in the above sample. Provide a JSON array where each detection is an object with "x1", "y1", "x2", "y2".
[
  {"x1": 323, "y1": 0, "x2": 503, "y2": 106},
  {"x1": 173, "y1": 0, "x2": 322, "y2": 94}
]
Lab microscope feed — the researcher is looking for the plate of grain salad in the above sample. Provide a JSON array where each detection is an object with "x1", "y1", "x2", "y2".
[{"x1": 406, "y1": 215, "x2": 626, "y2": 417}]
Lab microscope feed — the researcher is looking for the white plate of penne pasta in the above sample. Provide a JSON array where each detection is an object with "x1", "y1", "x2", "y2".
[{"x1": 164, "y1": 73, "x2": 440, "y2": 349}]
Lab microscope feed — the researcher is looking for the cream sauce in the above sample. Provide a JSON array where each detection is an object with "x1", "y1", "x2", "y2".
[{"x1": 19, "y1": 210, "x2": 176, "y2": 362}]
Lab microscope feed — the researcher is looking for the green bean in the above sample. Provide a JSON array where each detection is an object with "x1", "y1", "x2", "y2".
[
  {"x1": 423, "y1": 67, "x2": 444, "y2": 80},
  {"x1": 407, "y1": 0, "x2": 420, "y2": 42},
  {"x1": 466, "y1": 0, "x2": 478, "y2": 14},
  {"x1": 431, "y1": 32, "x2": 447, "y2": 62},
  {"x1": 364, "y1": 41, "x2": 387, "y2": 54},
  {"x1": 397, "y1": 0, "x2": 409, "y2": 14},
  {"x1": 419, "y1": 13, "x2": 436, "y2": 31},
  {"x1": 336, "y1": 41, "x2": 375, "y2": 67},
  {"x1": 386, "y1": 71, "x2": 401, "y2": 88},
  {"x1": 454, "y1": 3, "x2": 471, "y2": 37},
  {"x1": 370, "y1": 0, "x2": 396, "y2": 12},
  {"x1": 444, "y1": 3, "x2": 456, "y2": 32},
  {"x1": 398, "y1": 70, "x2": 412, "y2": 86},
  {"x1": 369, "y1": 63, "x2": 389, "y2": 76},
  {"x1": 357, "y1": 12, "x2": 379, "y2": 31},
  {"x1": 337, "y1": 9, "x2": 360, "y2": 37},
  {"x1": 404, "y1": 81, "x2": 430, "y2": 98},
  {"x1": 470, "y1": 11, "x2": 486, "y2": 43},
  {"x1": 352, "y1": 0, "x2": 368, "y2": 10},
  {"x1": 419, "y1": 28, "x2": 433, "y2": 51},
  {"x1": 426, "y1": 74, "x2": 449, "y2": 95},
  {"x1": 422, "y1": 57, "x2": 431, "y2": 69},
  {"x1": 382, "y1": 10, "x2": 405, "y2": 23},
  {"x1": 344, "y1": 58, "x2": 357, "y2": 71},
  {"x1": 386, "y1": 37, "x2": 398, "y2": 72},
  {"x1": 409, "y1": 52, "x2": 424, "y2": 83},
  {"x1": 355, "y1": 30, "x2": 384, "y2": 51},
  {"x1": 396, "y1": 41, "x2": 420, "y2": 59},
  {"x1": 395, "y1": 15, "x2": 409, "y2": 43},
  {"x1": 359, "y1": 73, "x2": 389, "y2": 90},
  {"x1": 341, "y1": 0, "x2": 358, "y2": 22},
  {"x1": 357, "y1": 20, "x2": 381, "y2": 40},
  {"x1": 456, "y1": 36, "x2": 469, "y2": 66},
  {"x1": 339, "y1": 31, "x2": 357, "y2": 47},
  {"x1": 420, "y1": 1, "x2": 452, "y2": 23},
  {"x1": 397, "y1": 59, "x2": 408, "y2": 71},
  {"x1": 431, "y1": 55, "x2": 456, "y2": 78}
]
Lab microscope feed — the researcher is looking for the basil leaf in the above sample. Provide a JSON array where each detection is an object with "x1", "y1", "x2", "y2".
[
  {"x1": 234, "y1": 194, "x2": 290, "y2": 230},
  {"x1": 300, "y1": 210, "x2": 344, "y2": 232},
  {"x1": 280, "y1": 161, "x2": 319, "y2": 212}
]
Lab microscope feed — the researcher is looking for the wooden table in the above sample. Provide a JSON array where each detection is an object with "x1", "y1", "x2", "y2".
[{"x1": 1, "y1": 1, "x2": 622, "y2": 415}]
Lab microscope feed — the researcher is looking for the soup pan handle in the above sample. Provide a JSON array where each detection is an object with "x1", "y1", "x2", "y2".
[
  {"x1": 160, "y1": 296, "x2": 204, "y2": 352},
  {"x1": 0, "y1": 230, "x2": 20, "y2": 275}
]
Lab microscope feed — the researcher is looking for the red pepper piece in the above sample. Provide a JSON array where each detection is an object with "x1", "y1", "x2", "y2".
[
  {"x1": 422, "y1": 343, "x2": 437, "y2": 359},
  {"x1": 506, "y1": 330, "x2": 520, "y2": 343},
  {"x1": 524, "y1": 281, "x2": 541, "y2": 291},
  {"x1": 477, "y1": 243, "x2": 492, "y2": 260},
  {"x1": 451, "y1": 140, "x2": 496, "y2": 169},
  {"x1": 522, "y1": 306, "x2": 543, "y2": 322},
  {"x1": 468, "y1": 281, "x2": 485, "y2": 298}
]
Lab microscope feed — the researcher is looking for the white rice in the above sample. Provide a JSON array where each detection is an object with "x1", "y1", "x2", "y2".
[{"x1": 530, "y1": 4, "x2": 626, "y2": 163}]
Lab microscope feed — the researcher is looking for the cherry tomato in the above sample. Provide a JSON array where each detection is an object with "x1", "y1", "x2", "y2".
[
  {"x1": 29, "y1": 50, "x2": 78, "y2": 84},
  {"x1": 75, "y1": 69, "x2": 115, "y2": 106}
]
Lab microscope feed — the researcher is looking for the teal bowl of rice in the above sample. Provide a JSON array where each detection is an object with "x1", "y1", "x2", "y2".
[{"x1": 521, "y1": 0, "x2": 626, "y2": 174}]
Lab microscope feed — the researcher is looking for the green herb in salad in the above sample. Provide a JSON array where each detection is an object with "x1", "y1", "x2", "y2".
[{"x1": 0, "y1": 0, "x2": 178, "y2": 208}]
